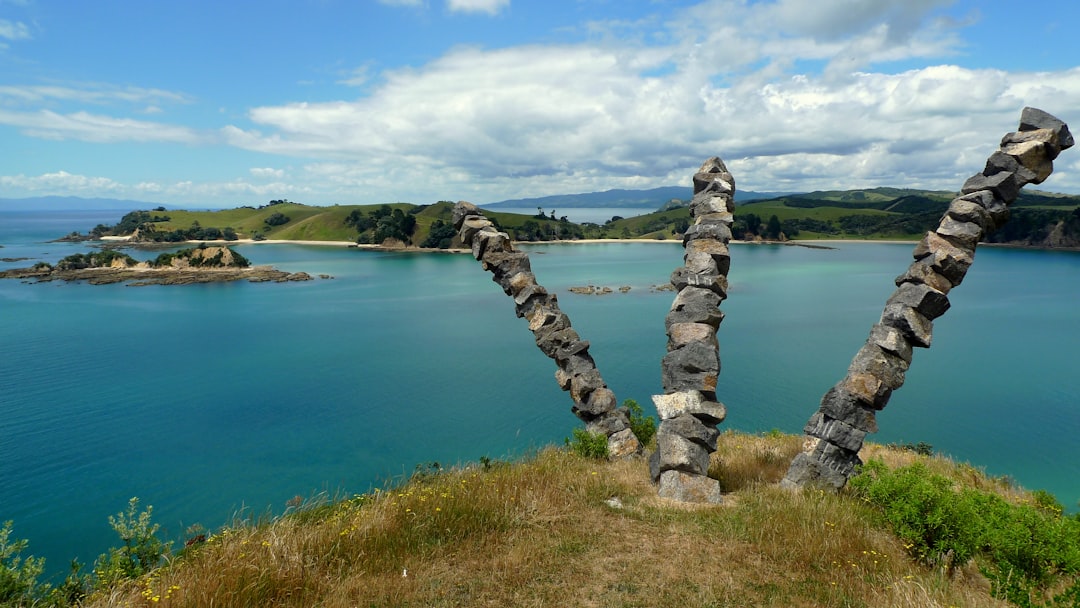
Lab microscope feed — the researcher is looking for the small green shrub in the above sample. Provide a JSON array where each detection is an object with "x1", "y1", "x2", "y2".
[
  {"x1": 850, "y1": 459, "x2": 1080, "y2": 606},
  {"x1": 565, "y1": 428, "x2": 609, "y2": 459},
  {"x1": 0, "y1": 521, "x2": 48, "y2": 606},
  {"x1": 93, "y1": 497, "x2": 170, "y2": 589},
  {"x1": 624, "y1": 398, "x2": 657, "y2": 447}
]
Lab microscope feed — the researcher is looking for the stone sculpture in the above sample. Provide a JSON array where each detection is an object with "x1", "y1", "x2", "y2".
[
  {"x1": 648, "y1": 157, "x2": 735, "y2": 503},
  {"x1": 451, "y1": 202, "x2": 642, "y2": 458},
  {"x1": 783, "y1": 107, "x2": 1074, "y2": 491}
]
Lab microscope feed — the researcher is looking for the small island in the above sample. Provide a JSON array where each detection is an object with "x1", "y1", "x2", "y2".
[{"x1": 0, "y1": 245, "x2": 314, "y2": 286}]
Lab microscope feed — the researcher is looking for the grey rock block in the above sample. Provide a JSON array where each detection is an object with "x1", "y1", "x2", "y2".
[
  {"x1": 881, "y1": 302, "x2": 933, "y2": 348},
  {"x1": 670, "y1": 267, "x2": 728, "y2": 298},
  {"x1": 804, "y1": 412, "x2": 867, "y2": 453},
  {"x1": 886, "y1": 282, "x2": 951, "y2": 320},
  {"x1": 452, "y1": 201, "x2": 482, "y2": 230},
  {"x1": 665, "y1": 287, "x2": 724, "y2": 329},
  {"x1": 867, "y1": 323, "x2": 913, "y2": 364},
  {"x1": 895, "y1": 258, "x2": 954, "y2": 295},
  {"x1": 1019, "y1": 107, "x2": 1073, "y2": 149},
  {"x1": 659, "y1": 413, "x2": 721, "y2": 450},
  {"x1": 651, "y1": 392, "x2": 727, "y2": 424},
  {"x1": 683, "y1": 222, "x2": 732, "y2": 243},
  {"x1": 656, "y1": 432, "x2": 711, "y2": 475},
  {"x1": 818, "y1": 386, "x2": 879, "y2": 432},
  {"x1": 658, "y1": 470, "x2": 722, "y2": 504},
  {"x1": 685, "y1": 239, "x2": 731, "y2": 275},
  {"x1": 961, "y1": 171, "x2": 1020, "y2": 202},
  {"x1": 912, "y1": 231, "x2": 974, "y2": 285}
]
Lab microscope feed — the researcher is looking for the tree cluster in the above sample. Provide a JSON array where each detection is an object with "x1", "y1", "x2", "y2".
[{"x1": 345, "y1": 205, "x2": 418, "y2": 245}]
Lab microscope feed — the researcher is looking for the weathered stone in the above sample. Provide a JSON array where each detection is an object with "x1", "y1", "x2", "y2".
[
  {"x1": 607, "y1": 428, "x2": 641, "y2": 459},
  {"x1": 662, "y1": 342, "x2": 720, "y2": 393},
  {"x1": 586, "y1": 405, "x2": 627, "y2": 434},
  {"x1": 693, "y1": 157, "x2": 734, "y2": 191},
  {"x1": 886, "y1": 282, "x2": 950, "y2": 320},
  {"x1": 849, "y1": 343, "x2": 908, "y2": 388},
  {"x1": 1018, "y1": 106, "x2": 1073, "y2": 149},
  {"x1": 946, "y1": 198, "x2": 993, "y2": 232},
  {"x1": 781, "y1": 442, "x2": 859, "y2": 492},
  {"x1": 881, "y1": 302, "x2": 933, "y2": 348},
  {"x1": 818, "y1": 386, "x2": 878, "y2": 432},
  {"x1": 683, "y1": 222, "x2": 732, "y2": 243},
  {"x1": 958, "y1": 190, "x2": 1010, "y2": 229},
  {"x1": 1001, "y1": 138, "x2": 1054, "y2": 184},
  {"x1": 507, "y1": 272, "x2": 537, "y2": 298},
  {"x1": 526, "y1": 307, "x2": 571, "y2": 334},
  {"x1": 912, "y1": 231, "x2": 974, "y2": 285},
  {"x1": 667, "y1": 322, "x2": 718, "y2": 351},
  {"x1": 695, "y1": 212, "x2": 735, "y2": 226},
  {"x1": 683, "y1": 249, "x2": 719, "y2": 275},
  {"x1": 895, "y1": 258, "x2": 954, "y2": 295},
  {"x1": 515, "y1": 292, "x2": 558, "y2": 320},
  {"x1": 555, "y1": 368, "x2": 572, "y2": 391},
  {"x1": 452, "y1": 201, "x2": 482, "y2": 231},
  {"x1": 983, "y1": 151, "x2": 1038, "y2": 186},
  {"x1": 804, "y1": 412, "x2": 867, "y2": 453},
  {"x1": 935, "y1": 216, "x2": 983, "y2": 251},
  {"x1": 554, "y1": 339, "x2": 590, "y2": 360},
  {"x1": 657, "y1": 470, "x2": 722, "y2": 504},
  {"x1": 482, "y1": 251, "x2": 531, "y2": 280},
  {"x1": 651, "y1": 391, "x2": 727, "y2": 424},
  {"x1": 659, "y1": 413, "x2": 720, "y2": 450},
  {"x1": 685, "y1": 239, "x2": 731, "y2": 275},
  {"x1": 557, "y1": 352, "x2": 597, "y2": 378},
  {"x1": 575, "y1": 386, "x2": 616, "y2": 417},
  {"x1": 670, "y1": 267, "x2": 728, "y2": 298},
  {"x1": 512, "y1": 282, "x2": 549, "y2": 307},
  {"x1": 839, "y1": 372, "x2": 892, "y2": 410},
  {"x1": 867, "y1": 323, "x2": 913, "y2": 364},
  {"x1": 665, "y1": 287, "x2": 724, "y2": 329},
  {"x1": 690, "y1": 193, "x2": 734, "y2": 217},
  {"x1": 535, "y1": 327, "x2": 581, "y2": 358},
  {"x1": 960, "y1": 171, "x2": 1020, "y2": 202},
  {"x1": 649, "y1": 449, "x2": 661, "y2": 483},
  {"x1": 656, "y1": 432, "x2": 711, "y2": 475},
  {"x1": 471, "y1": 228, "x2": 511, "y2": 260},
  {"x1": 569, "y1": 369, "x2": 605, "y2": 405},
  {"x1": 459, "y1": 216, "x2": 494, "y2": 245}
]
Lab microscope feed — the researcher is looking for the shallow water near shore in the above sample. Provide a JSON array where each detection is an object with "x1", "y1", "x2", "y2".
[{"x1": 2, "y1": 210, "x2": 1079, "y2": 579}]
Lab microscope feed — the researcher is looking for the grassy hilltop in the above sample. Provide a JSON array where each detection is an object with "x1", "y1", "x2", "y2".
[{"x1": 2, "y1": 433, "x2": 1072, "y2": 608}]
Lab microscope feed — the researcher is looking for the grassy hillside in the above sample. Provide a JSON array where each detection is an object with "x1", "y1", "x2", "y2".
[
  {"x1": 88, "y1": 187, "x2": 1080, "y2": 247},
  {"x1": 63, "y1": 433, "x2": 1080, "y2": 608}
]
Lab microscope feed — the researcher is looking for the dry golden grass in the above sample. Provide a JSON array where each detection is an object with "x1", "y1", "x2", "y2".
[{"x1": 88, "y1": 435, "x2": 1014, "y2": 608}]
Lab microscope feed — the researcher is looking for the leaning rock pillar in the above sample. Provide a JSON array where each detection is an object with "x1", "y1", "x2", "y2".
[
  {"x1": 649, "y1": 157, "x2": 734, "y2": 503},
  {"x1": 451, "y1": 202, "x2": 641, "y2": 458},
  {"x1": 782, "y1": 107, "x2": 1074, "y2": 491}
]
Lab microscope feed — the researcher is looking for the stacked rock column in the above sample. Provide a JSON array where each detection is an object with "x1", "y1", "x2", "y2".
[
  {"x1": 451, "y1": 201, "x2": 641, "y2": 458},
  {"x1": 649, "y1": 157, "x2": 735, "y2": 503},
  {"x1": 783, "y1": 107, "x2": 1074, "y2": 491}
]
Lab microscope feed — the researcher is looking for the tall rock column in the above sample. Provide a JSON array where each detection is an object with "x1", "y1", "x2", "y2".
[
  {"x1": 649, "y1": 157, "x2": 734, "y2": 503},
  {"x1": 783, "y1": 107, "x2": 1074, "y2": 491},
  {"x1": 451, "y1": 202, "x2": 641, "y2": 458}
]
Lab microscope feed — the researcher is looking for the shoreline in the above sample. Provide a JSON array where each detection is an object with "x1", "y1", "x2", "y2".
[{"x1": 86, "y1": 235, "x2": 1080, "y2": 254}]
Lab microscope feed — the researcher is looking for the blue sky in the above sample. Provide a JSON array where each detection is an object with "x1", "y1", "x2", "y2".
[{"x1": 1, "y1": 0, "x2": 1078, "y2": 208}]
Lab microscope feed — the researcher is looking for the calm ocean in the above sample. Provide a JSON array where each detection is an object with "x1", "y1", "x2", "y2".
[{"x1": 2, "y1": 210, "x2": 1079, "y2": 579}]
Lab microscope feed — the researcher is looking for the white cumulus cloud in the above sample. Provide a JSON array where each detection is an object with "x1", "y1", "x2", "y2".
[{"x1": 447, "y1": 0, "x2": 509, "y2": 15}]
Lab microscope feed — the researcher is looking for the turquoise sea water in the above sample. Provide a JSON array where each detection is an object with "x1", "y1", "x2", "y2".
[{"x1": 2, "y1": 211, "x2": 1079, "y2": 579}]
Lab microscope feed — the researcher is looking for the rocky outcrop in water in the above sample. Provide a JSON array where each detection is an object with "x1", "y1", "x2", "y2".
[
  {"x1": 451, "y1": 201, "x2": 642, "y2": 457},
  {"x1": 782, "y1": 107, "x2": 1074, "y2": 491},
  {"x1": 648, "y1": 157, "x2": 735, "y2": 503}
]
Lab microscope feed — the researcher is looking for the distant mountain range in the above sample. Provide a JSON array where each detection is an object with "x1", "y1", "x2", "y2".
[{"x1": 482, "y1": 186, "x2": 795, "y2": 210}]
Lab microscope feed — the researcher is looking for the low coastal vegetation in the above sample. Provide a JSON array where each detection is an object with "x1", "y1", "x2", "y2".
[
  {"x1": 3, "y1": 432, "x2": 1078, "y2": 608},
  {"x1": 67, "y1": 187, "x2": 1080, "y2": 249}
]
